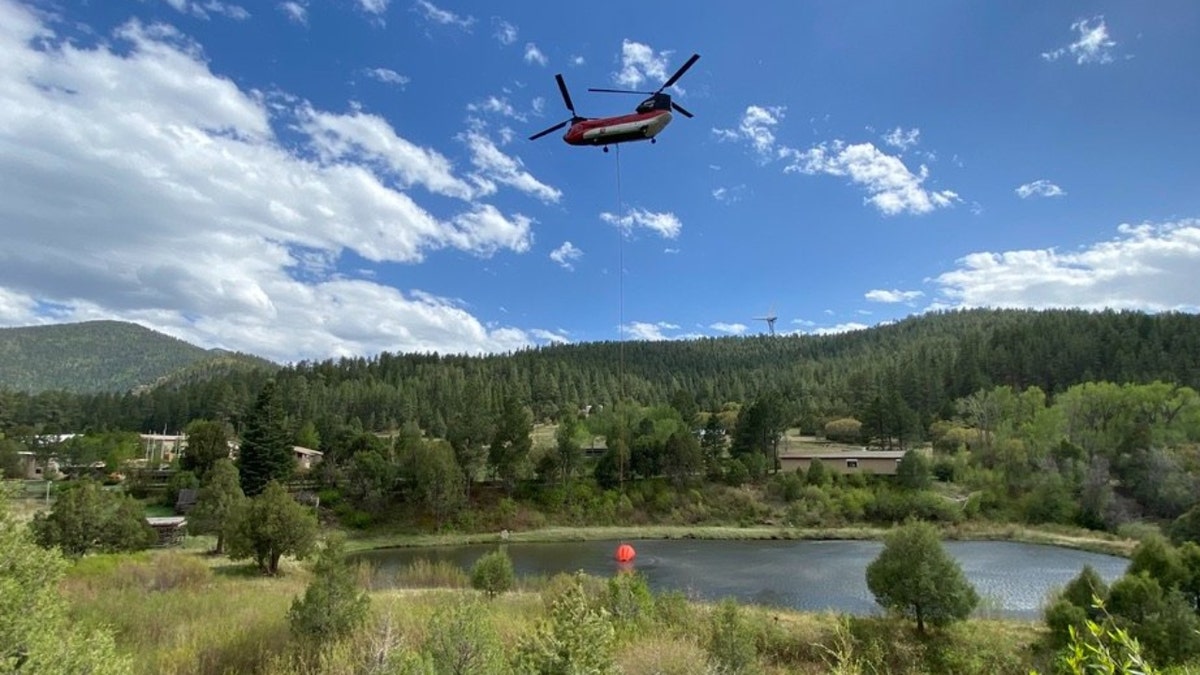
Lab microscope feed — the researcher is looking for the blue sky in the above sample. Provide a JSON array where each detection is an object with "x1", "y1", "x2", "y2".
[{"x1": 1, "y1": 0, "x2": 1197, "y2": 363}]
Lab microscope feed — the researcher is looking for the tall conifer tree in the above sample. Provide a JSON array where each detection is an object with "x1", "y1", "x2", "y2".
[{"x1": 237, "y1": 380, "x2": 293, "y2": 496}]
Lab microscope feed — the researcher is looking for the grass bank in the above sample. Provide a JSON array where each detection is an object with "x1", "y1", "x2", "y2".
[{"x1": 345, "y1": 521, "x2": 1136, "y2": 557}]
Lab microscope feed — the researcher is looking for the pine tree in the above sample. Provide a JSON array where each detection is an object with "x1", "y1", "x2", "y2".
[
  {"x1": 188, "y1": 459, "x2": 245, "y2": 554},
  {"x1": 237, "y1": 380, "x2": 293, "y2": 497}
]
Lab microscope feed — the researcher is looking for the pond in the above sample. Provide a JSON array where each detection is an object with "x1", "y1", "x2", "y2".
[{"x1": 355, "y1": 538, "x2": 1129, "y2": 620}]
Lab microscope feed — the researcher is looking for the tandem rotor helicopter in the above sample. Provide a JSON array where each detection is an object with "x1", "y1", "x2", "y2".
[{"x1": 528, "y1": 53, "x2": 700, "y2": 151}]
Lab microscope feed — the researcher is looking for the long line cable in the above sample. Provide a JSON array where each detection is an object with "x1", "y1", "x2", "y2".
[{"x1": 615, "y1": 143, "x2": 625, "y2": 403}]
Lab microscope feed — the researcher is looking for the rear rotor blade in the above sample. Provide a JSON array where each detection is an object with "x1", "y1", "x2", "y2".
[
  {"x1": 555, "y1": 74, "x2": 576, "y2": 115},
  {"x1": 671, "y1": 102, "x2": 694, "y2": 118},
  {"x1": 659, "y1": 53, "x2": 700, "y2": 91},
  {"x1": 528, "y1": 120, "x2": 569, "y2": 141},
  {"x1": 587, "y1": 88, "x2": 653, "y2": 95}
]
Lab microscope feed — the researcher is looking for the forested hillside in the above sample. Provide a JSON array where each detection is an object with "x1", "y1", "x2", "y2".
[
  {"x1": 3, "y1": 309, "x2": 1199, "y2": 444},
  {"x1": 0, "y1": 320, "x2": 275, "y2": 394}
]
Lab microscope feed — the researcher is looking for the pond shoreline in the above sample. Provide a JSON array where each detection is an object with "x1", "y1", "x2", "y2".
[{"x1": 345, "y1": 522, "x2": 1137, "y2": 558}]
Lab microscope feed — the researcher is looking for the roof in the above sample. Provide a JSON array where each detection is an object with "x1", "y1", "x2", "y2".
[
  {"x1": 292, "y1": 446, "x2": 323, "y2": 456},
  {"x1": 779, "y1": 451, "x2": 909, "y2": 460},
  {"x1": 146, "y1": 516, "x2": 187, "y2": 527}
]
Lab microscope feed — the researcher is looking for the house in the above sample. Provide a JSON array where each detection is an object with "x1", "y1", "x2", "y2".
[
  {"x1": 145, "y1": 516, "x2": 188, "y2": 547},
  {"x1": 15, "y1": 451, "x2": 61, "y2": 480},
  {"x1": 777, "y1": 450, "x2": 909, "y2": 476},
  {"x1": 292, "y1": 446, "x2": 323, "y2": 471},
  {"x1": 140, "y1": 434, "x2": 187, "y2": 464}
]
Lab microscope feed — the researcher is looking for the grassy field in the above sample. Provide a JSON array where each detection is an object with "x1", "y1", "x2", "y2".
[{"x1": 62, "y1": 545, "x2": 1056, "y2": 675}]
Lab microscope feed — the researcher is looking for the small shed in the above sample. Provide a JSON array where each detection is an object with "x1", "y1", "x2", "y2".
[
  {"x1": 175, "y1": 488, "x2": 199, "y2": 514},
  {"x1": 146, "y1": 516, "x2": 188, "y2": 547}
]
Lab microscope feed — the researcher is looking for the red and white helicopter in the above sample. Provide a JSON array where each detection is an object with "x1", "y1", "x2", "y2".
[{"x1": 528, "y1": 53, "x2": 700, "y2": 151}]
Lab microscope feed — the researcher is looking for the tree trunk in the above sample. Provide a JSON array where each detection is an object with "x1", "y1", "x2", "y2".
[
  {"x1": 269, "y1": 552, "x2": 282, "y2": 575},
  {"x1": 915, "y1": 604, "x2": 925, "y2": 634},
  {"x1": 214, "y1": 532, "x2": 224, "y2": 555}
]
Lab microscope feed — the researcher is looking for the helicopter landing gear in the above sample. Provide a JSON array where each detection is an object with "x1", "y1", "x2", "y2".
[
  {"x1": 603, "y1": 146, "x2": 609, "y2": 153},
  {"x1": 651, "y1": 138, "x2": 657, "y2": 144}
]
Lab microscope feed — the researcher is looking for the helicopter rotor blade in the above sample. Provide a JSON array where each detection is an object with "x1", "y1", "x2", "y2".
[
  {"x1": 659, "y1": 53, "x2": 700, "y2": 92},
  {"x1": 671, "y1": 102, "x2": 694, "y2": 118},
  {"x1": 555, "y1": 74, "x2": 576, "y2": 115},
  {"x1": 528, "y1": 119, "x2": 569, "y2": 141},
  {"x1": 587, "y1": 88, "x2": 653, "y2": 95}
]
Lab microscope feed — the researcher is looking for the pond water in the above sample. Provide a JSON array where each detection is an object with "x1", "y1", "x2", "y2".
[{"x1": 355, "y1": 538, "x2": 1129, "y2": 619}]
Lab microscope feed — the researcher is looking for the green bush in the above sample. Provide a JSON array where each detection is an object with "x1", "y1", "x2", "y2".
[
  {"x1": 470, "y1": 548, "x2": 515, "y2": 599},
  {"x1": 516, "y1": 572, "x2": 616, "y2": 675},
  {"x1": 288, "y1": 534, "x2": 370, "y2": 644},
  {"x1": 605, "y1": 571, "x2": 654, "y2": 629},
  {"x1": 707, "y1": 598, "x2": 759, "y2": 674},
  {"x1": 426, "y1": 599, "x2": 510, "y2": 675}
]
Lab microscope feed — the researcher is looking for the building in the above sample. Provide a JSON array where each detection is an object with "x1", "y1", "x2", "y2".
[
  {"x1": 15, "y1": 451, "x2": 61, "y2": 480},
  {"x1": 778, "y1": 450, "x2": 909, "y2": 476},
  {"x1": 140, "y1": 434, "x2": 187, "y2": 464},
  {"x1": 146, "y1": 516, "x2": 188, "y2": 547},
  {"x1": 292, "y1": 446, "x2": 323, "y2": 471}
]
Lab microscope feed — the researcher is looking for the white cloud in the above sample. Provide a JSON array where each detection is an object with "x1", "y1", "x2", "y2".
[
  {"x1": 599, "y1": 208, "x2": 682, "y2": 239},
  {"x1": 493, "y1": 19, "x2": 517, "y2": 45},
  {"x1": 549, "y1": 241, "x2": 583, "y2": 270},
  {"x1": 1042, "y1": 16, "x2": 1119, "y2": 65},
  {"x1": 524, "y1": 43, "x2": 547, "y2": 66},
  {"x1": 413, "y1": 0, "x2": 473, "y2": 29},
  {"x1": 359, "y1": 0, "x2": 389, "y2": 15},
  {"x1": 460, "y1": 128, "x2": 562, "y2": 203},
  {"x1": 614, "y1": 39, "x2": 670, "y2": 89},
  {"x1": 710, "y1": 322, "x2": 747, "y2": 335},
  {"x1": 782, "y1": 141, "x2": 960, "y2": 216},
  {"x1": 0, "y1": 2, "x2": 549, "y2": 362},
  {"x1": 865, "y1": 289, "x2": 924, "y2": 303},
  {"x1": 467, "y1": 96, "x2": 524, "y2": 121},
  {"x1": 161, "y1": 0, "x2": 250, "y2": 20},
  {"x1": 625, "y1": 321, "x2": 679, "y2": 341},
  {"x1": 712, "y1": 105, "x2": 784, "y2": 158},
  {"x1": 711, "y1": 184, "x2": 746, "y2": 204},
  {"x1": 1015, "y1": 179, "x2": 1066, "y2": 199},
  {"x1": 529, "y1": 328, "x2": 569, "y2": 344},
  {"x1": 809, "y1": 322, "x2": 869, "y2": 335},
  {"x1": 278, "y1": 1, "x2": 306, "y2": 24},
  {"x1": 934, "y1": 220, "x2": 1200, "y2": 312},
  {"x1": 364, "y1": 67, "x2": 409, "y2": 86},
  {"x1": 571, "y1": 55, "x2": 585, "y2": 66},
  {"x1": 882, "y1": 127, "x2": 920, "y2": 151}
]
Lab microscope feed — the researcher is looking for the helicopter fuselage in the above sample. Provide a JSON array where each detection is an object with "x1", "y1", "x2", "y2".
[{"x1": 563, "y1": 110, "x2": 673, "y2": 147}]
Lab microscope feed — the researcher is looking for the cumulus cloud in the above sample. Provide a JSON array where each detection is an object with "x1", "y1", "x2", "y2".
[
  {"x1": 933, "y1": 220, "x2": 1200, "y2": 312},
  {"x1": 1043, "y1": 16, "x2": 1119, "y2": 64},
  {"x1": 809, "y1": 322, "x2": 869, "y2": 335},
  {"x1": 466, "y1": 96, "x2": 524, "y2": 121},
  {"x1": 709, "y1": 322, "x2": 747, "y2": 335},
  {"x1": 865, "y1": 289, "x2": 924, "y2": 303},
  {"x1": 571, "y1": 55, "x2": 585, "y2": 66},
  {"x1": 782, "y1": 141, "x2": 960, "y2": 216},
  {"x1": 161, "y1": 0, "x2": 250, "y2": 20},
  {"x1": 1015, "y1": 179, "x2": 1066, "y2": 199},
  {"x1": 359, "y1": 0, "x2": 389, "y2": 15},
  {"x1": 599, "y1": 208, "x2": 682, "y2": 239},
  {"x1": 529, "y1": 328, "x2": 569, "y2": 344},
  {"x1": 364, "y1": 67, "x2": 409, "y2": 86},
  {"x1": 524, "y1": 43, "x2": 547, "y2": 66},
  {"x1": 460, "y1": 127, "x2": 562, "y2": 202},
  {"x1": 413, "y1": 0, "x2": 473, "y2": 29},
  {"x1": 493, "y1": 19, "x2": 517, "y2": 45},
  {"x1": 278, "y1": 1, "x2": 306, "y2": 24},
  {"x1": 625, "y1": 321, "x2": 679, "y2": 341},
  {"x1": 882, "y1": 127, "x2": 920, "y2": 151},
  {"x1": 712, "y1": 105, "x2": 785, "y2": 158},
  {"x1": 614, "y1": 39, "x2": 671, "y2": 90},
  {"x1": 0, "y1": 2, "x2": 556, "y2": 361},
  {"x1": 549, "y1": 241, "x2": 582, "y2": 270}
]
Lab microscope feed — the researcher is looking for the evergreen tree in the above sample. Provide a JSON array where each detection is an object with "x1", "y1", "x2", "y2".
[
  {"x1": 226, "y1": 480, "x2": 317, "y2": 575},
  {"x1": 866, "y1": 521, "x2": 979, "y2": 632},
  {"x1": 288, "y1": 534, "x2": 370, "y2": 644},
  {"x1": 188, "y1": 459, "x2": 245, "y2": 554},
  {"x1": 237, "y1": 380, "x2": 294, "y2": 497},
  {"x1": 30, "y1": 479, "x2": 156, "y2": 556},
  {"x1": 488, "y1": 395, "x2": 532, "y2": 493}
]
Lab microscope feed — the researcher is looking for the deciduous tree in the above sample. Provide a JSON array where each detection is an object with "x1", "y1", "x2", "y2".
[{"x1": 182, "y1": 419, "x2": 232, "y2": 479}]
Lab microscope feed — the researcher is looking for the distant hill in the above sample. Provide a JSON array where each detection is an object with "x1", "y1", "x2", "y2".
[{"x1": 0, "y1": 320, "x2": 276, "y2": 394}]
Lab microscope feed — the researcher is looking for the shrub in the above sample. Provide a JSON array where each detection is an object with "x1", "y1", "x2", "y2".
[
  {"x1": 707, "y1": 598, "x2": 759, "y2": 674},
  {"x1": 824, "y1": 418, "x2": 862, "y2": 444},
  {"x1": 288, "y1": 534, "x2": 370, "y2": 644},
  {"x1": 605, "y1": 571, "x2": 654, "y2": 629},
  {"x1": 516, "y1": 572, "x2": 616, "y2": 675},
  {"x1": 470, "y1": 548, "x2": 515, "y2": 599},
  {"x1": 426, "y1": 600, "x2": 510, "y2": 675}
]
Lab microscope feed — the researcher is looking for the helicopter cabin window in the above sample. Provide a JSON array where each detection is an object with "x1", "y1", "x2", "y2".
[{"x1": 846, "y1": 459, "x2": 859, "y2": 469}]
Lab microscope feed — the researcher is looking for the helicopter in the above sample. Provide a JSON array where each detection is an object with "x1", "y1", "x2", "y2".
[{"x1": 528, "y1": 53, "x2": 700, "y2": 151}]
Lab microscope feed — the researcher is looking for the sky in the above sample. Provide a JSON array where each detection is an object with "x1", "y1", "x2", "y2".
[{"x1": 1, "y1": 0, "x2": 1198, "y2": 364}]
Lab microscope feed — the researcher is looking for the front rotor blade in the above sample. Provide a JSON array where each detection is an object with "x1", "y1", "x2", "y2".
[
  {"x1": 587, "y1": 88, "x2": 652, "y2": 95},
  {"x1": 671, "y1": 102, "x2": 695, "y2": 118},
  {"x1": 555, "y1": 74, "x2": 576, "y2": 115},
  {"x1": 528, "y1": 120, "x2": 569, "y2": 141},
  {"x1": 660, "y1": 53, "x2": 700, "y2": 91}
]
